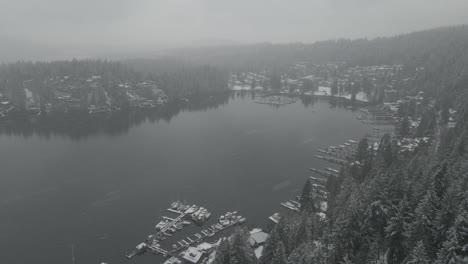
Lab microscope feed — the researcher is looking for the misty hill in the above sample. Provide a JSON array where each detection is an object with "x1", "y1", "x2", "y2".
[
  {"x1": 142, "y1": 25, "x2": 467, "y2": 98},
  {"x1": 164, "y1": 25, "x2": 468, "y2": 67}
]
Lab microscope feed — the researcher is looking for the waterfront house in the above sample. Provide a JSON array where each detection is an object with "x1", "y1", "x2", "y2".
[
  {"x1": 248, "y1": 229, "x2": 269, "y2": 248},
  {"x1": 181, "y1": 247, "x2": 204, "y2": 264}
]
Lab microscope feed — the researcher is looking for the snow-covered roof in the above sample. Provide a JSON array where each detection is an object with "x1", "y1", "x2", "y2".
[
  {"x1": 182, "y1": 247, "x2": 203, "y2": 263},
  {"x1": 249, "y1": 231, "x2": 269, "y2": 247}
]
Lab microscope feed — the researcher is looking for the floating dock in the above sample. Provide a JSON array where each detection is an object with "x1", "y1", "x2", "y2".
[
  {"x1": 280, "y1": 201, "x2": 300, "y2": 212},
  {"x1": 316, "y1": 149, "x2": 353, "y2": 160},
  {"x1": 127, "y1": 201, "x2": 246, "y2": 261},
  {"x1": 268, "y1": 213, "x2": 281, "y2": 224},
  {"x1": 309, "y1": 176, "x2": 327, "y2": 185},
  {"x1": 314, "y1": 155, "x2": 349, "y2": 165},
  {"x1": 309, "y1": 168, "x2": 337, "y2": 178}
]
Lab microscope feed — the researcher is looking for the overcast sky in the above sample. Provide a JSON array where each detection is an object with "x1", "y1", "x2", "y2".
[{"x1": 1, "y1": 0, "x2": 468, "y2": 51}]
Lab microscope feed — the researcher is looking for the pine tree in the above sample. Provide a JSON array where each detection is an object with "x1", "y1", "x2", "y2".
[
  {"x1": 441, "y1": 105, "x2": 450, "y2": 124},
  {"x1": 386, "y1": 197, "x2": 412, "y2": 264},
  {"x1": 295, "y1": 213, "x2": 310, "y2": 247},
  {"x1": 404, "y1": 190, "x2": 438, "y2": 255},
  {"x1": 331, "y1": 79, "x2": 338, "y2": 95},
  {"x1": 405, "y1": 241, "x2": 430, "y2": 264},
  {"x1": 299, "y1": 179, "x2": 315, "y2": 213},
  {"x1": 340, "y1": 254, "x2": 354, "y2": 264},
  {"x1": 230, "y1": 228, "x2": 257, "y2": 264},
  {"x1": 433, "y1": 186, "x2": 458, "y2": 249},
  {"x1": 286, "y1": 249, "x2": 303, "y2": 264},
  {"x1": 399, "y1": 116, "x2": 411, "y2": 137},
  {"x1": 271, "y1": 241, "x2": 287, "y2": 264},
  {"x1": 355, "y1": 138, "x2": 370, "y2": 162},
  {"x1": 434, "y1": 227, "x2": 461, "y2": 264},
  {"x1": 212, "y1": 239, "x2": 231, "y2": 264},
  {"x1": 213, "y1": 228, "x2": 256, "y2": 264},
  {"x1": 432, "y1": 163, "x2": 449, "y2": 199},
  {"x1": 260, "y1": 222, "x2": 283, "y2": 264}
]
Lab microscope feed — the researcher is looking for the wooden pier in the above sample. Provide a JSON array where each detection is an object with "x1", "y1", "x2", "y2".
[
  {"x1": 316, "y1": 149, "x2": 353, "y2": 160},
  {"x1": 314, "y1": 155, "x2": 349, "y2": 165},
  {"x1": 170, "y1": 221, "x2": 243, "y2": 253},
  {"x1": 309, "y1": 176, "x2": 328, "y2": 185},
  {"x1": 309, "y1": 168, "x2": 337, "y2": 178}
]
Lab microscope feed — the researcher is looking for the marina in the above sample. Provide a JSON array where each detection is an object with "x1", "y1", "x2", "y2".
[{"x1": 126, "y1": 201, "x2": 246, "y2": 263}]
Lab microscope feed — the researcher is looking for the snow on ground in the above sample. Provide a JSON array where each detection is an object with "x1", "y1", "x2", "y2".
[
  {"x1": 230, "y1": 85, "x2": 251, "y2": 91},
  {"x1": 250, "y1": 228, "x2": 263, "y2": 234},
  {"x1": 305, "y1": 86, "x2": 368, "y2": 102},
  {"x1": 320, "y1": 201, "x2": 328, "y2": 212},
  {"x1": 230, "y1": 85, "x2": 264, "y2": 91},
  {"x1": 230, "y1": 85, "x2": 368, "y2": 102},
  {"x1": 314, "y1": 86, "x2": 332, "y2": 96},
  {"x1": 254, "y1": 246, "x2": 264, "y2": 259}
]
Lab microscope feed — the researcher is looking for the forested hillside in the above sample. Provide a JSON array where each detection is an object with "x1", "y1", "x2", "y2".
[
  {"x1": 209, "y1": 26, "x2": 468, "y2": 264},
  {"x1": 165, "y1": 25, "x2": 468, "y2": 98}
]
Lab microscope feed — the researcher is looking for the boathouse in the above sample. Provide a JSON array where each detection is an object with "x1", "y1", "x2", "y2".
[
  {"x1": 249, "y1": 230, "x2": 269, "y2": 247},
  {"x1": 181, "y1": 247, "x2": 204, "y2": 264}
]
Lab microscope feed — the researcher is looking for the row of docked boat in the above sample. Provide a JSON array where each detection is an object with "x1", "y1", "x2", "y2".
[
  {"x1": 280, "y1": 200, "x2": 300, "y2": 212},
  {"x1": 268, "y1": 138, "x2": 361, "y2": 225},
  {"x1": 268, "y1": 212, "x2": 281, "y2": 224},
  {"x1": 170, "y1": 212, "x2": 246, "y2": 252},
  {"x1": 219, "y1": 211, "x2": 246, "y2": 226},
  {"x1": 155, "y1": 219, "x2": 191, "y2": 233},
  {"x1": 192, "y1": 207, "x2": 211, "y2": 224},
  {"x1": 169, "y1": 201, "x2": 212, "y2": 225}
]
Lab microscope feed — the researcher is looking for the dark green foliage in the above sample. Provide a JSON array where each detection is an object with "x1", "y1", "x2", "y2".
[
  {"x1": 331, "y1": 79, "x2": 338, "y2": 95},
  {"x1": 355, "y1": 138, "x2": 370, "y2": 162},
  {"x1": 386, "y1": 197, "x2": 412, "y2": 264},
  {"x1": 405, "y1": 241, "x2": 430, "y2": 264},
  {"x1": 212, "y1": 228, "x2": 257, "y2": 264},
  {"x1": 376, "y1": 134, "x2": 396, "y2": 167},
  {"x1": 271, "y1": 241, "x2": 287, "y2": 264},
  {"x1": 399, "y1": 116, "x2": 411, "y2": 137},
  {"x1": 299, "y1": 179, "x2": 316, "y2": 213},
  {"x1": 211, "y1": 25, "x2": 468, "y2": 264},
  {"x1": 404, "y1": 189, "x2": 438, "y2": 255},
  {"x1": 416, "y1": 108, "x2": 437, "y2": 137}
]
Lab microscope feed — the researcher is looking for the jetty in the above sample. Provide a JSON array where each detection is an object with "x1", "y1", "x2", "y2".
[
  {"x1": 280, "y1": 201, "x2": 300, "y2": 212},
  {"x1": 309, "y1": 168, "x2": 337, "y2": 178},
  {"x1": 314, "y1": 155, "x2": 349, "y2": 165},
  {"x1": 316, "y1": 149, "x2": 353, "y2": 160},
  {"x1": 268, "y1": 213, "x2": 281, "y2": 224},
  {"x1": 126, "y1": 201, "x2": 245, "y2": 261},
  {"x1": 309, "y1": 176, "x2": 328, "y2": 185},
  {"x1": 171, "y1": 211, "x2": 246, "y2": 252}
]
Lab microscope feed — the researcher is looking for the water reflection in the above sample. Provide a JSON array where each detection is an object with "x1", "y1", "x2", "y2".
[
  {"x1": 0, "y1": 92, "x2": 361, "y2": 140},
  {"x1": 0, "y1": 93, "x2": 230, "y2": 140}
]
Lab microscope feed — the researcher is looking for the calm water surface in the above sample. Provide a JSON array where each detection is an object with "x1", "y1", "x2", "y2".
[{"x1": 0, "y1": 93, "x2": 370, "y2": 264}]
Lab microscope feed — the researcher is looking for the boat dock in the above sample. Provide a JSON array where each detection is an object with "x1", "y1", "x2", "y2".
[
  {"x1": 268, "y1": 213, "x2": 281, "y2": 224},
  {"x1": 280, "y1": 201, "x2": 300, "y2": 212},
  {"x1": 314, "y1": 155, "x2": 349, "y2": 165},
  {"x1": 171, "y1": 211, "x2": 246, "y2": 252},
  {"x1": 126, "y1": 201, "x2": 245, "y2": 261},
  {"x1": 309, "y1": 168, "x2": 337, "y2": 177},
  {"x1": 316, "y1": 149, "x2": 353, "y2": 160},
  {"x1": 309, "y1": 176, "x2": 327, "y2": 185}
]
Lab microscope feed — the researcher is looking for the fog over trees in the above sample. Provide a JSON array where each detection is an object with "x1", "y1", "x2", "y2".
[{"x1": 2, "y1": 1, "x2": 468, "y2": 264}]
